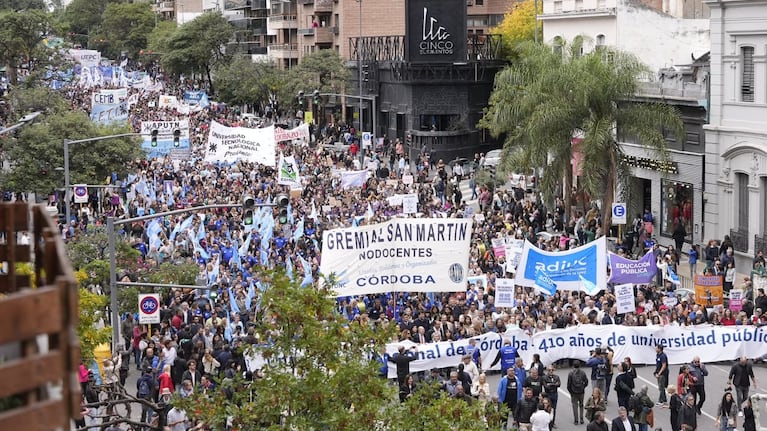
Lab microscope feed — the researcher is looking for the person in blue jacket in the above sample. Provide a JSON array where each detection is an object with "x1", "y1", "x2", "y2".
[{"x1": 497, "y1": 367, "x2": 519, "y2": 428}]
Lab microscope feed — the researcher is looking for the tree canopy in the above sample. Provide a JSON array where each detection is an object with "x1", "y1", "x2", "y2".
[
  {"x1": 173, "y1": 269, "x2": 494, "y2": 431},
  {"x1": 160, "y1": 12, "x2": 234, "y2": 92},
  {"x1": 491, "y1": 0, "x2": 542, "y2": 59},
  {"x1": 480, "y1": 39, "x2": 684, "y2": 225},
  {"x1": 0, "y1": 9, "x2": 54, "y2": 84},
  {"x1": 0, "y1": 88, "x2": 143, "y2": 195}
]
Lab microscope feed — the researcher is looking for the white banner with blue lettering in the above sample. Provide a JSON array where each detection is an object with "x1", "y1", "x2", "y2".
[
  {"x1": 385, "y1": 324, "x2": 767, "y2": 374},
  {"x1": 321, "y1": 218, "x2": 472, "y2": 296},
  {"x1": 514, "y1": 236, "x2": 607, "y2": 293}
]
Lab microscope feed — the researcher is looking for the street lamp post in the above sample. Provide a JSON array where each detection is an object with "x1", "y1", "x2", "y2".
[
  {"x1": 63, "y1": 133, "x2": 141, "y2": 226},
  {"x1": 357, "y1": 0, "x2": 364, "y2": 134},
  {"x1": 0, "y1": 111, "x2": 41, "y2": 136},
  {"x1": 107, "y1": 203, "x2": 274, "y2": 353}
]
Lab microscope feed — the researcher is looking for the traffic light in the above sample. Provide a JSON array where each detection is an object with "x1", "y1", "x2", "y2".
[
  {"x1": 242, "y1": 194, "x2": 255, "y2": 225},
  {"x1": 313, "y1": 89, "x2": 320, "y2": 105},
  {"x1": 173, "y1": 129, "x2": 181, "y2": 147},
  {"x1": 150, "y1": 129, "x2": 158, "y2": 147},
  {"x1": 276, "y1": 193, "x2": 289, "y2": 224},
  {"x1": 362, "y1": 64, "x2": 369, "y2": 82},
  {"x1": 297, "y1": 90, "x2": 305, "y2": 110}
]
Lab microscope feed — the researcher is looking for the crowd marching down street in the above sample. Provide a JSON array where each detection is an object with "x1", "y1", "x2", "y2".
[{"x1": 55, "y1": 62, "x2": 767, "y2": 431}]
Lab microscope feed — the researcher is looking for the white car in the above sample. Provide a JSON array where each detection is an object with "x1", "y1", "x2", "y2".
[{"x1": 484, "y1": 149, "x2": 502, "y2": 169}]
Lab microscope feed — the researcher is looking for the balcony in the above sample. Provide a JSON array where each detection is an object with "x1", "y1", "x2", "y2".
[
  {"x1": 268, "y1": 14, "x2": 297, "y2": 29},
  {"x1": 269, "y1": 43, "x2": 299, "y2": 59},
  {"x1": 297, "y1": 0, "x2": 313, "y2": 4},
  {"x1": 314, "y1": 0, "x2": 333, "y2": 13},
  {"x1": 756, "y1": 234, "x2": 767, "y2": 255},
  {"x1": 731, "y1": 228, "x2": 749, "y2": 253},
  {"x1": 298, "y1": 28, "x2": 315, "y2": 36},
  {"x1": 314, "y1": 26, "x2": 334, "y2": 44},
  {"x1": 156, "y1": 1, "x2": 175, "y2": 13}
]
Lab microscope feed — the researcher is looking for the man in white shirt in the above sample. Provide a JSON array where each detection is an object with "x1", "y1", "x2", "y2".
[{"x1": 530, "y1": 402, "x2": 552, "y2": 431}]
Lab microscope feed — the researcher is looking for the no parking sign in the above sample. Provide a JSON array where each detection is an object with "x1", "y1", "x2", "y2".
[
  {"x1": 73, "y1": 184, "x2": 88, "y2": 204},
  {"x1": 138, "y1": 294, "x2": 160, "y2": 324}
]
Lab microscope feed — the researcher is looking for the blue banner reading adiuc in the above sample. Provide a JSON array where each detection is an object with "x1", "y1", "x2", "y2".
[
  {"x1": 608, "y1": 251, "x2": 658, "y2": 285},
  {"x1": 534, "y1": 268, "x2": 557, "y2": 296},
  {"x1": 184, "y1": 90, "x2": 207, "y2": 105},
  {"x1": 515, "y1": 236, "x2": 607, "y2": 292}
]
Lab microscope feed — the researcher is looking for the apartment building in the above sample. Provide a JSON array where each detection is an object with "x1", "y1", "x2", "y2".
[
  {"x1": 703, "y1": 0, "x2": 767, "y2": 272},
  {"x1": 296, "y1": 0, "x2": 512, "y2": 61}
]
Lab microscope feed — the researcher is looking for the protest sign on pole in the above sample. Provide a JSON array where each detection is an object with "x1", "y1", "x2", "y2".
[
  {"x1": 494, "y1": 278, "x2": 516, "y2": 307},
  {"x1": 402, "y1": 194, "x2": 418, "y2": 214},
  {"x1": 694, "y1": 275, "x2": 724, "y2": 307},
  {"x1": 615, "y1": 283, "x2": 636, "y2": 314},
  {"x1": 729, "y1": 289, "x2": 743, "y2": 312},
  {"x1": 515, "y1": 237, "x2": 607, "y2": 292}
]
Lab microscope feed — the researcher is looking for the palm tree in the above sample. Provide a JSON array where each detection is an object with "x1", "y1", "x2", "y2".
[{"x1": 480, "y1": 37, "x2": 684, "y2": 227}]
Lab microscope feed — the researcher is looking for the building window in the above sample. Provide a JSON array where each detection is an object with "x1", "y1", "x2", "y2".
[
  {"x1": 736, "y1": 173, "x2": 749, "y2": 230},
  {"x1": 742, "y1": 46, "x2": 755, "y2": 102},
  {"x1": 554, "y1": 0, "x2": 562, "y2": 12},
  {"x1": 762, "y1": 176, "x2": 767, "y2": 235},
  {"x1": 596, "y1": 34, "x2": 605, "y2": 47},
  {"x1": 575, "y1": 0, "x2": 583, "y2": 10},
  {"x1": 660, "y1": 180, "x2": 693, "y2": 243},
  {"x1": 475, "y1": 0, "x2": 483, "y2": 5},
  {"x1": 597, "y1": 0, "x2": 607, "y2": 7}
]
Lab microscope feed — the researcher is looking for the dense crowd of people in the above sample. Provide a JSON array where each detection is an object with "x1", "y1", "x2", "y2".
[{"x1": 48, "y1": 61, "x2": 767, "y2": 431}]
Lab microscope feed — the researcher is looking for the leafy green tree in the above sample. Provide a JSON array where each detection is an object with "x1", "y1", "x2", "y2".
[
  {"x1": 0, "y1": 9, "x2": 54, "y2": 84},
  {"x1": 95, "y1": 2, "x2": 154, "y2": 59},
  {"x1": 0, "y1": 88, "x2": 143, "y2": 195},
  {"x1": 214, "y1": 56, "x2": 280, "y2": 107},
  {"x1": 480, "y1": 39, "x2": 684, "y2": 225},
  {"x1": 160, "y1": 12, "x2": 234, "y2": 93},
  {"x1": 175, "y1": 269, "x2": 492, "y2": 430},
  {"x1": 0, "y1": 0, "x2": 47, "y2": 10},
  {"x1": 146, "y1": 19, "x2": 177, "y2": 53},
  {"x1": 59, "y1": 0, "x2": 105, "y2": 38},
  {"x1": 491, "y1": 0, "x2": 542, "y2": 58},
  {"x1": 286, "y1": 49, "x2": 350, "y2": 98},
  {"x1": 75, "y1": 284, "x2": 112, "y2": 360}
]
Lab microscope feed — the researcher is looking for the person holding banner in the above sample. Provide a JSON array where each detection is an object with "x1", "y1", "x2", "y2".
[{"x1": 390, "y1": 345, "x2": 418, "y2": 386}]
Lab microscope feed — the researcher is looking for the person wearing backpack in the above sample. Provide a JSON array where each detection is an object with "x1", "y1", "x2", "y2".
[
  {"x1": 631, "y1": 386, "x2": 654, "y2": 431},
  {"x1": 568, "y1": 362, "x2": 589, "y2": 424},
  {"x1": 137, "y1": 367, "x2": 156, "y2": 424}
]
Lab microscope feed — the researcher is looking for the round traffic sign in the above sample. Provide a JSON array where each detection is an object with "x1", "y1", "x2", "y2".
[
  {"x1": 139, "y1": 296, "x2": 159, "y2": 314},
  {"x1": 74, "y1": 186, "x2": 87, "y2": 198},
  {"x1": 613, "y1": 204, "x2": 625, "y2": 217}
]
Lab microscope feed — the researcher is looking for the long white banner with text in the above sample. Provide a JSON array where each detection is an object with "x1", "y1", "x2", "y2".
[{"x1": 385, "y1": 324, "x2": 767, "y2": 375}]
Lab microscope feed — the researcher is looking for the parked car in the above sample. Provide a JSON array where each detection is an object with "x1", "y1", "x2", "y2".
[{"x1": 484, "y1": 149, "x2": 502, "y2": 169}]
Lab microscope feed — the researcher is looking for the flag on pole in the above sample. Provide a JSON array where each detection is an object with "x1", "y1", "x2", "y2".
[
  {"x1": 534, "y1": 268, "x2": 557, "y2": 296},
  {"x1": 298, "y1": 255, "x2": 313, "y2": 287}
]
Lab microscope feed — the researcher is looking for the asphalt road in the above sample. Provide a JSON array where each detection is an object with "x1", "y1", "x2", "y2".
[{"x1": 482, "y1": 360, "x2": 767, "y2": 430}]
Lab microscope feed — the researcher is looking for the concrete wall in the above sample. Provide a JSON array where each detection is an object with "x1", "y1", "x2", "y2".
[{"x1": 617, "y1": 1, "x2": 709, "y2": 72}]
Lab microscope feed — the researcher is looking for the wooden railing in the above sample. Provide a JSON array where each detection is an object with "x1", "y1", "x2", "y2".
[{"x1": 0, "y1": 203, "x2": 80, "y2": 431}]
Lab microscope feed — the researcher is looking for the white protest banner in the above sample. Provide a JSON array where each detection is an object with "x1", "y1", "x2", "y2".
[
  {"x1": 615, "y1": 283, "x2": 636, "y2": 314},
  {"x1": 91, "y1": 88, "x2": 128, "y2": 107},
  {"x1": 69, "y1": 49, "x2": 101, "y2": 68},
  {"x1": 515, "y1": 236, "x2": 607, "y2": 292},
  {"x1": 386, "y1": 332, "x2": 503, "y2": 379},
  {"x1": 321, "y1": 218, "x2": 472, "y2": 296},
  {"x1": 494, "y1": 278, "x2": 516, "y2": 308},
  {"x1": 277, "y1": 153, "x2": 301, "y2": 189},
  {"x1": 525, "y1": 324, "x2": 767, "y2": 367},
  {"x1": 402, "y1": 193, "x2": 418, "y2": 214},
  {"x1": 274, "y1": 123, "x2": 310, "y2": 143},
  {"x1": 158, "y1": 94, "x2": 179, "y2": 110},
  {"x1": 340, "y1": 170, "x2": 368, "y2": 189},
  {"x1": 504, "y1": 239, "x2": 525, "y2": 273},
  {"x1": 402, "y1": 174, "x2": 413, "y2": 185},
  {"x1": 205, "y1": 121, "x2": 276, "y2": 166},
  {"x1": 141, "y1": 120, "x2": 191, "y2": 160}
]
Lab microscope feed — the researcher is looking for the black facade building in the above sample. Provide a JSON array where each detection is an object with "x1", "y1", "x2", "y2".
[{"x1": 349, "y1": 0, "x2": 506, "y2": 161}]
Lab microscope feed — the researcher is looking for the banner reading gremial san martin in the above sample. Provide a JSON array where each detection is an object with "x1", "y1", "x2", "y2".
[
  {"x1": 321, "y1": 218, "x2": 472, "y2": 296},
  {"x1": 515, "y1": 236, "x2": 607, "y2": 292},
  {"x1": 204, "y1": 121, "x2": 276, "y2": 166}
]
